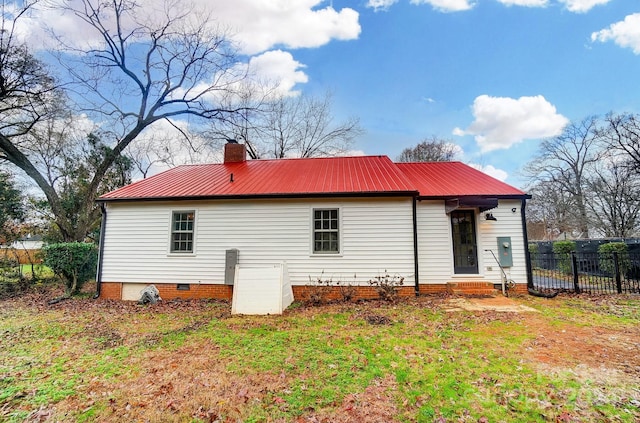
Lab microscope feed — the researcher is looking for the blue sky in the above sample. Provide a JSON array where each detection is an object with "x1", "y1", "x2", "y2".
[
  {"x1": 292, "y1": 0, "x2": 640, "y2": 188},
  {"x1": 10, "y1": 0, "x2": 640, "y2": 189}
]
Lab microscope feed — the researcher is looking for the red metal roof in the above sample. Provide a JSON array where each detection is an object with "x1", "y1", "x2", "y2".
[
  {"x1": 100, "y1": 156, "x2": 527, "y2": 201},
  {"x1": 396, "y1": 162, "x2": 526, "y2": 197},
  {"x1": 100, "y1": 156, "x2": 416, "y2": 200}
]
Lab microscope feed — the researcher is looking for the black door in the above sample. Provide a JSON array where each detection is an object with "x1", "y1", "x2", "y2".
[{"x1": 451, "y1": 210, "x2": 479, "y2": 274}]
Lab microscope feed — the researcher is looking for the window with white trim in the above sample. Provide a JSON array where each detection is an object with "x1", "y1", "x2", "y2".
[
  {"x1": 171, "y1": 211, "x2": 195, "y2": 253},
  {"x1": 313, "y1": 208, "x2": 339, "y2": 254}
]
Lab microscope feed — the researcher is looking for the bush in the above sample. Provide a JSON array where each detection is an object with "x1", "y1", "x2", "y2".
[
  {"x1": 598, "y1": 242, "x2": 630, "y2": 277},
  {"x1": 528, "y1": 243, "x2": 539, "y2": 254},
  {"x1": 552, "y1": 240, "x2": 576, "y2": 254},
  {"x1": 552, "y1": 241, "x2": 576, "y2": 274},
  {"x1": 306, "y1": 272, "x2": 357, "y2": 304},
  {"x1": 42, "y1": 242, "x2": 98, "y2": 296},
  {"x1": 307, "y1": 273, "x2": 332, "y2": 305},
  {"x1": 368, "y1": 271, "x2": 405, "y2": 302},
  {"x1": 335, "y1": 276, "x2": 357, "y2": 302}
]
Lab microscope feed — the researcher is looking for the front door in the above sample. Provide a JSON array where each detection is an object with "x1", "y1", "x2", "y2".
[{"x1": 451, "y1": 210, "x2": 479, "y2": 274}]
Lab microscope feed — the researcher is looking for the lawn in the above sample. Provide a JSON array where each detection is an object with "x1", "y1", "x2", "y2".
[{"x1": 1, "y1": 287, "x2": 638, "y2": 422}]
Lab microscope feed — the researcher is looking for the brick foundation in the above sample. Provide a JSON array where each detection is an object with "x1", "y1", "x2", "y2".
[
  {"x1": 98, "y1": 282, "x2": 528, "y2": 301},
  {"x1": 99, "y1": 282, "x2": 123, "y2": 300},
  {"x1": 156, "y1": 284, "x2": 233, "y2": 301},
  {"x1": 291, "y1": 285, "x2": 418, "y2": 301}
]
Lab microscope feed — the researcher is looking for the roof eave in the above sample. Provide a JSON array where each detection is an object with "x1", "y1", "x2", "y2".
[
  {"x1": 97, "y1": 190, "x2": 419, "y2": 203},
  {"x1": 417, "y1": 194, "x2": 531, "y2": 201}
]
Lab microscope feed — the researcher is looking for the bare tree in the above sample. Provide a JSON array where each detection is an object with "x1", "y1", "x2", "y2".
[
  {"x1": 396, "y1": 137, "x2": 460, "y2": 162},
  {"x1": 585, "y1": 157, "x2": 640, "y2": 238},
  {"x1": 0, "y1": 0, "x2": 250, "y2": 241},
  {"x1": 1, "y1": 2, "x2": 60, "y2": 220},
  {"x1": 524, "y1": 117, "x2": 602, "y2": 238},
  {"x1": 526, "y1": 180, "x2": 577, "y2": 240},
  {"x1": 208, "y1": 91, "x2": 362, "y2": 160},
  {"x1": 202, "y1": 81, "x2": 264, "y2": 159},
  {"x1": 599, "y1": 112, "x2": 640, "y2": 173},
  {"x1": 260, "y1": 92, "x2": 362, "y2": 159}
]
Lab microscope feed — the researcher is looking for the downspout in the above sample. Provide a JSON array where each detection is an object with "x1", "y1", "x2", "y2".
[
  {"x1": 412, "y1": 196, "x2": 420, "y2": 296},
  {"x1": 94, "y1": 202, "x2": 107, "y2": 299},
  {"x1": 520, "y1": 198, "x2": 533, "y2": 289}
]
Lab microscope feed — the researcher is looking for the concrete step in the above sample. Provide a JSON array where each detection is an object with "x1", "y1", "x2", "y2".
[{"x1": 447, "y1": 281, "x2": 500, "y2": 296}]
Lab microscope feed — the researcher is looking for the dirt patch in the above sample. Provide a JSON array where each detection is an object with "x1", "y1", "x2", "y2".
[
  {"x1": 444, "y1": 296, "x2": 540, "y2": 313},
  {"x1": 523, "y1": 316, "x2": 640, "y2": 377}
]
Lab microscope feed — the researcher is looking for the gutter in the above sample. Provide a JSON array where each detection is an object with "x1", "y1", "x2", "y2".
[
  {"x1": 521, "y1": 198, "x2": 533, "y2": 289},
  {"x1": 97, "y1": 190, "x2": 419, "y2": 204},
  {"x1": 94, "y1": 202, "x2": 108, "y2": 299},
  {"x1": 412, "y1": 196, "x2": 420, "y2": 296}
]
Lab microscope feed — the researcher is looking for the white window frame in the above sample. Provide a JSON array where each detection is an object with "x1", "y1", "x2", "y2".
[
  {"x1": 169, "y1": 210, "x2": 196, "y2": 255},
  {"x1": 311, "y1": 207, "x2": 341, "y2": 255}
]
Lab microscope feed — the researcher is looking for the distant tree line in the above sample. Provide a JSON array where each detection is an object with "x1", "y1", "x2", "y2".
[{"x1": 525, "y1": 113, "x2": 640, "y2": 240}]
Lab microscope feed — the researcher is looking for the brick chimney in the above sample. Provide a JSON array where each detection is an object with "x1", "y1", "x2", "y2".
[{"x1": 224, "y1": 140, "x2": 246, "y2": 163}]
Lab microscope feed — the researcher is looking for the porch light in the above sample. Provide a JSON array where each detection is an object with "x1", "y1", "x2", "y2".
[{"x1": 485, "y1": 213, "x2": 497, "y2": 221}]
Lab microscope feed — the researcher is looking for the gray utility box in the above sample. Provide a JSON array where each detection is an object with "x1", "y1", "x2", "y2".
[
  {"x1": 496, "y1": 237, "x2": 513, "y2": 267},
  {"x1": 224, "y1": 249, "x2": 239, "y2": 285}
]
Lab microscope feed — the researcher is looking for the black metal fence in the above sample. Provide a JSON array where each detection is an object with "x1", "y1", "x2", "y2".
[{"x1": 529, "y1": 251, "x2": 640, "y2": 294}]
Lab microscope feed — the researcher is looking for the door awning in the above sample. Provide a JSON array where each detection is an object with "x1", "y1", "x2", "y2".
[{"x1": 445, "y1": 196, "x2": 499, "y2": 214}]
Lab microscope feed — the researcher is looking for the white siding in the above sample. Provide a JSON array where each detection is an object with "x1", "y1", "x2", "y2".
[
  {"x1": 416, "y1": 199, "x2": 528, "y2": 285},
  {"x1": 102, "y1": 198, "x2": 415, "y2": 286},
  {"x1": 416, "y1": 200, "x2": 454, "y2": 284},
  {"x1": 477, "y1": 200, "x2": 528, "y2": 284}
]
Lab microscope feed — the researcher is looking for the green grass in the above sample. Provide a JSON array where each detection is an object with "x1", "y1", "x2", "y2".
[
  {"x1": 0, "y1": 294, "x2": 638, "y2": 422},
  {"x1": 19, "y1": 264, "x2": 54, "y2": 278}
]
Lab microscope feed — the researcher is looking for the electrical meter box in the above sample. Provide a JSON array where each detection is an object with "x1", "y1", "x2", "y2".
[
  {"x1": 225, "y1": 249, "x2": 239, "y2": 285},
  {"x1": 497, "y1": 237, "x2": 513, "y2": 267}
]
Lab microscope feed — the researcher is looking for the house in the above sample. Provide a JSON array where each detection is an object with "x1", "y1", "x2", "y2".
[
  {"x1": 96, "y1": 142, "x2": 531, "y2": 301},
  {"x1": 9, "y1": 234, "x2": 44, "y2": 251},
  {"x1": 1, "y1": 235, "x2": 44, "y2": 265}
]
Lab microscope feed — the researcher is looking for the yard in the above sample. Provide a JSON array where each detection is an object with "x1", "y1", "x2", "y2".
[{"x1": 1, "y1": 286, "x2": 639, "y2": 422}]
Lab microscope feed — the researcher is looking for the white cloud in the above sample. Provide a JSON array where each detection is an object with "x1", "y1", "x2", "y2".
[
  {"x1": 197, "y1": 0, "x2": 361, "y2": 55},
  {"x1": 7, "y1": 0, "x2": 358, "y2": 97},
  {"x1": 559, "y1": 0, "x2": 611, "y2": 13},
  {"x1": 367, "y1": 0, "x2": 400, "y2": 11},
  {"x1": 454, "y1": 95, "x2": 568, "y2": 152},
  {"x1": 591, "y1": 13, "x2": 640, "y2": 54},
  {"x1": 410, "y1": 0, "x2": 475, "y2": 12},
  {"x1": 9, "y1": 1, "x2": 336, "y2": 101},
  {"x1": 247, "y1": 50, "x2": 309, "y2": 97},
  {"x1": 344, "y1": 150, "x2": 367, "y2": 157},
  {"x1": 496, "y1": 0, "x2": 548, "y2": 7},
  {"x1": 469, "y1": 164, "x2": 509, "y2": 182},
  {"x1": 367, "y1": 0, "x2": 474, "y2": 12},
  {"x1": 12, "y1": 0, "x2": 360, "y2": 55},
  {"x1": 171, "y1": 50, "x2": 308, "y2": 103},
  {"x1": 366, "y1": 0, "x2": 610, "y2": 13}
]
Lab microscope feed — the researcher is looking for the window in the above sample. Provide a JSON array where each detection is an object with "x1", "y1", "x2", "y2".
[
  {"x1": 171, "y1": 211, "x2": 195, "y2": 253},
  {"x1": 313, "y1": 208, "x2": 339, "y2": 254}
]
